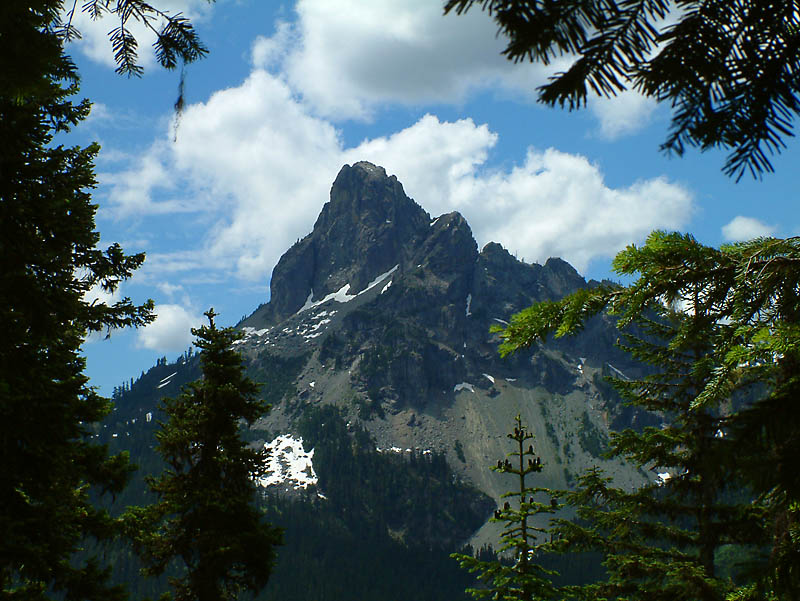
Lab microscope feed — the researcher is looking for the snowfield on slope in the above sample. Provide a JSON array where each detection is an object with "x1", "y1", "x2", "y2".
[{"x1": 259, "y1": 434, "x2": 318, "y2": 491}]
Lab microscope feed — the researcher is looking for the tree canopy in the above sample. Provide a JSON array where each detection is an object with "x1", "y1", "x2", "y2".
[
  {"x1": 0, "y1": 19, "x2": 151, "y2": 600},
  {"x1": 444, "y1": 0, "x2": 800, "y2": 180},
  {"x1": 494, "y1": 232, "x2": 800, "y2": 598},
  {"x1": 0, "y1": 2, "x2": 212, "y2": 598},
  {"x1": 453, "y1": 416, "x2": 559, "y2": 601}
]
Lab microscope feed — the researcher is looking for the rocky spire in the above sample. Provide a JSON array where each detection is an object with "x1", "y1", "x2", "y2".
[{"x1": 263, "y1": 162, "x2": 431, "y2": 322}]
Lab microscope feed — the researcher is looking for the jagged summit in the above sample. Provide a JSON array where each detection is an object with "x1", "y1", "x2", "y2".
[
  {"x1": 247, "y1": 162, "x2": 430, "y2": 324},
  {"x1": 238, "y1": 161, "x2": 630, "y2": 404},
  {"x1": 244, "y1": 162, "x2": 591, "y2": 331},
  {"x1": 245, "y1": 165, "x2": 389, "y2": 321}
]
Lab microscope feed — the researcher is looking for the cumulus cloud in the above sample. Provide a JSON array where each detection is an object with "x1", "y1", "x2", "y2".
[
  {"x1": 137, "y1": 304, "x2": 204, "y2": 352},
  {"x1": 72, "y1": 0, "x2": 655, "y2": 138},
  {"x1": 451, "y1": 150, "x2": 690, "y2": 271},
  {"x1": 247, "y1": 0, "x2": 653, "y2": 138},
  {"x1": 253, "y1": 0, "x2": 563, "y2": 120},
  {"x1": 350, "y1": 137, "x2": 691, "y2": 270},
  {"x1": 107, "y1": 70, "x2": 344, "y2": 280},
  {"x1": 106, "y1": 65, "x2": 693, "y2": 281},
  {"x1": 721, "y1": 216, "x2": 776, "y2": 241}
]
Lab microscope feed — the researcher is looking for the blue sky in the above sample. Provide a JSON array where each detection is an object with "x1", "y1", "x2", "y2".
[{"x1": 63, "y1": 0, "x2": 800, "y2": 395}]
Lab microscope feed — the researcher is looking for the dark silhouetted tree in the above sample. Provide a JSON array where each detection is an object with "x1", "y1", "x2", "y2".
[
  {"x1": 1, "y1": 3, "x2": 213, "y2": 598},
  {"x1": 126, "y1": 310, "x2": 282, "y2": 601}
]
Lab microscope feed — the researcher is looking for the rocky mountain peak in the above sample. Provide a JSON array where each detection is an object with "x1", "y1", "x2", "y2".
[
  {"x1": 256, "y1": 162, "x2": 432, "y2": 324},
  {"x1": 314, "y1": 161, "x2": 431, "y2": 245},
  {"x1": 119, "y1": 163, "x2": 655, "y2": 591},
  {"x1": 246, "y1": 162, "x2": 589, "y2": 346}
]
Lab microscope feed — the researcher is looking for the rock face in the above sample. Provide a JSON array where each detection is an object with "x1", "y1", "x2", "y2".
[
  {"x1": 251, "y1": 162, "x2": 432, "y2": 324},
  {"x1": 243, "y1": 161, "x2": 633, "y2": 408},
  {"x1": 235, "y1": 162, "x2": 656, "y2": 545}
]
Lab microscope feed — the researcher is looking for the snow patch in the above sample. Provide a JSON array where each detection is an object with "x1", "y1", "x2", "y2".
[
  {"x1": 309, "y1": 381, "x2": 315, "y2": 388},
  {"x1": 364, "y1": 265, "x2": 399, "y2": 292},
  {"x1": 656, "y1": 472, "x2": 672, "y2": 484},
  {"x1": 492, "y1": 318, "x2": 509, "y2": 326},
  {"x1": 430, "y1": 217, "x2": 439, "y2": 227},
  {"x1": 241, "y1": 326, "x2": 270, "y2": 337},
  {"x1": 483, "y1": 373, "x2": 495, "y2": 384},
  {"x1": 259, "y1": 435, "x2": 318, "y2": 490},
  {"x1": 297, "y1": 284, "x2": 354, "y2": 313},
  {"x1": 157, "y1": 371, "x2": 177, "y2": 388},
  {"x1": 465, "y1": 294, "x2": 472, "y2": 317},
  {"x1": 156, "y1": 371, "x2": 177, "y2": 389},
  {"x1": 145, "y1": 412, "x2": 152, "y2": 423},
  {"x1": 606, "y1": 363, "x2": 630, "y2": 381},
  {"x1": 296, "y1": 265, "x2": 399, "y2": 315},
  {"x1": 454, "y1": 382, "x2": 475, "y2": 393}
]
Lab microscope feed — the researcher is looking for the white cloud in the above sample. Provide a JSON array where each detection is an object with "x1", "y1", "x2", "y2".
[
  {"x1": 247, "y1": 0, "x2": 654, "y2": 139},
  {"x1": 475, "y1": 153, "x2": 692, "y2": 271},
  {"x1": 345, "y1": 114, "x2": 498, "y2": 208},
  {"x1": 137, "y1": 304, "x2": 204, "y2": 351},
  {"x1": 106, "y1": 66, "x2": 693, "y2": 282},
  {"x1": 156, "y1": 281, "x2": 185, "y2": 299},
  {"x1": 590, "y1": 91, "x2": 659, "y2": 140},
  {"x1": 85, "y1": 102, "x2": 112, "y2": 125},
  {"x1": 721, "y1": 216, "x2": 776, "y2": 241},
  {"x1": 254, "y1": 0, "x2": 560, "y2": 120},
  {"x1": 72, "y1": 0, "x2": 655, "y2": 138}
]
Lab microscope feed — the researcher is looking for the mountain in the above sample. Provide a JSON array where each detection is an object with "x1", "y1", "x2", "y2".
[
  {"x1": 107, "y1": 162, "x2": 658, "y2": 599},
  {"x1": 237, "y1": 161, "x2": 652, "y2": 498}
]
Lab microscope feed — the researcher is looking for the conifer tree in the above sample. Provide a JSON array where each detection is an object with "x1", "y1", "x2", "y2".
[
  {"x1": 453, "y1": 415, "x2": 558, "y2": 601},
  {"x1": 0, "y1": 8, "x2": 155, "y2": 601},
  {"x1": 495, "y1": 231, "x2": 800, "y2": 599},
  {"x1": 444, "y1": 0, "x2": 800, "y2": 180},
  {"x1": 126, "y1": 310, "x2": 282, "y2": 601},
  {"x1": 550, "y1": 309, "x2": 764, "y2": 601},
  {"x1": 1, "y1": 3, "x2": 217, "y2": 599}
]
